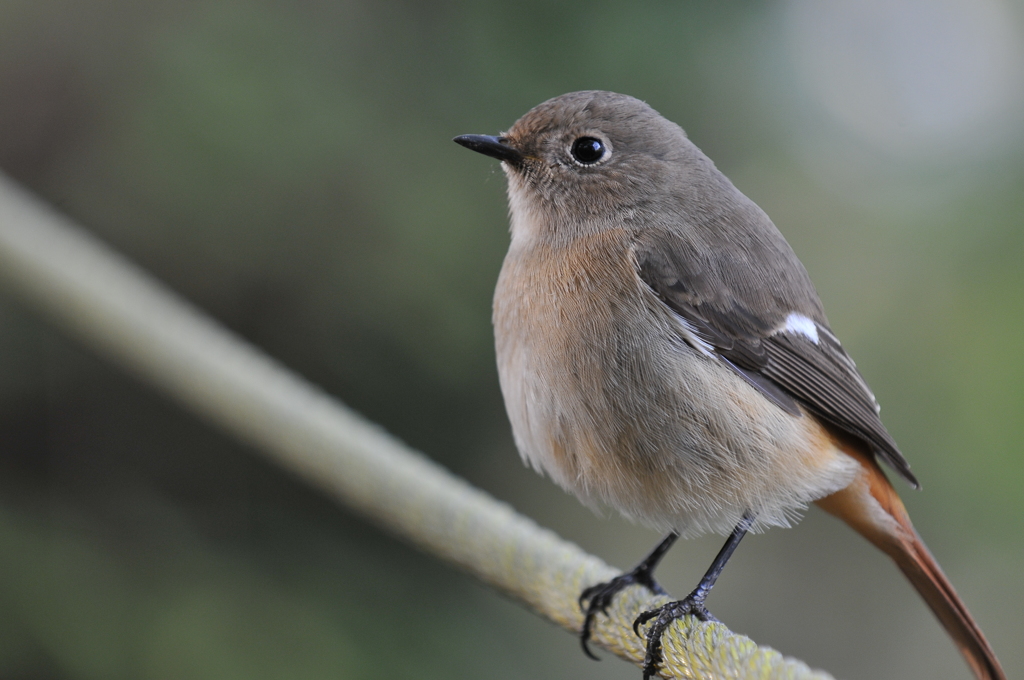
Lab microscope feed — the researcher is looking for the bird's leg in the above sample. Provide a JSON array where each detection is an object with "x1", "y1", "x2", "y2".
[
  {"x1": 633, "y1": 512, "x2": 754, "y2": 679},
  {"x1": 578, "y1": 531, "x2": 679, "y2": 660}
]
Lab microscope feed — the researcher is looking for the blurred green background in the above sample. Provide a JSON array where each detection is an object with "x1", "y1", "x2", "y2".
[{"x1": 0, "y1": 0, "x2": 1022, "y2": 678}]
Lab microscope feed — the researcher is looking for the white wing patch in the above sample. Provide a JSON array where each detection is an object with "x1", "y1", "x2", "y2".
[{"x1": 777, "y1": 312, "x2": 820, "y2": 344}]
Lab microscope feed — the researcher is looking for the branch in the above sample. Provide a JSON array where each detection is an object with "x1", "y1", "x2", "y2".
[{"x1": 0, "y1": 173, "x2": 834, "y2": 680}]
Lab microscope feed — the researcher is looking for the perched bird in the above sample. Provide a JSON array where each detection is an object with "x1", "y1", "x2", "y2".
[{"x1": 454, "y1": 91, "x2": 1003, "y2": 680}]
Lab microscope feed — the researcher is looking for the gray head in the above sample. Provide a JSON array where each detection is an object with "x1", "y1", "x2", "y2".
[{"x1": 455, "y1": 91, "x2": 736, "y2": 240}]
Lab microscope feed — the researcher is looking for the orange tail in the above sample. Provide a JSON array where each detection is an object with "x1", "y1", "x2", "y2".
[{"x1": 816, "y1": 447, "x2": 1005, "y2": 680}]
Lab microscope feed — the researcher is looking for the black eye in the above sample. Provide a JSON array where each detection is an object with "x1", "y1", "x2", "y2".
[{"x1": 570, "y1": 137, "x2": 606, "y2": 165}]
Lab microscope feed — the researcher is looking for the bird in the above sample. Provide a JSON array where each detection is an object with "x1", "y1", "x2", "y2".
[{"x1": 453, "y1": 90, "x2": 1004, "y2": 680}]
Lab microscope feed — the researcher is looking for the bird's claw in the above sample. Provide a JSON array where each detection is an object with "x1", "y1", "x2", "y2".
[
  {"x1": 632, "y1": 596, "x2": 718, "y2": 679},
  {"x1": 578, "y1": 569, "x2": 667, "y2": 660}
]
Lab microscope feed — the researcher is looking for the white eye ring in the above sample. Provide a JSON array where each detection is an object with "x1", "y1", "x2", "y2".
[{"x1": 568, "y1": 136, "x2": 611, "y2": 166}]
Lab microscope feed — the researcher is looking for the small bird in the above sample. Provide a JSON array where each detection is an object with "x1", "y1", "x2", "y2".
[{"x1": 454, "y1": 91, "x2": 1003, "y2": 680}]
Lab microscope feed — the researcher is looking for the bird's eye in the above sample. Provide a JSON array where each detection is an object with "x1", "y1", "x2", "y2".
[{"x1": 570, "y1": 137, "x2": 607, "y2": 165}]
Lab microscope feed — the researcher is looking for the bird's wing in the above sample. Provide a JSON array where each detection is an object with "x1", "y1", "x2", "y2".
[{"x1": 634, "y1": 233, "x2": 918, "y2": 487}]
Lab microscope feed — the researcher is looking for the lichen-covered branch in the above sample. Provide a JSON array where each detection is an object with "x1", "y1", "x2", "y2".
[{"x1": 0, "y1": 173, "x2": 833, "y2": 680}]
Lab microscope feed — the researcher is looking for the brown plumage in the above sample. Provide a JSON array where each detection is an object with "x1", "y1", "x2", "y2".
[
  {"x1": 816, "y1": 440, "x2": 1004, "y2": 680},
  {"x1": 455, "y1": 90, "x2": 1003, "y2": 679}
]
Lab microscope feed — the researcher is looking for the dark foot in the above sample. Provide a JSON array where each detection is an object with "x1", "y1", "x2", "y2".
[
  {"x1": 626, "y1": 516, "x2": 750, "y2": 678},
  {"x1": 578, "y1": 568, "x2": 667, "y2": 660},
  {"x1": 632, "y1": 595, "x2": 717, "y2": 679}
]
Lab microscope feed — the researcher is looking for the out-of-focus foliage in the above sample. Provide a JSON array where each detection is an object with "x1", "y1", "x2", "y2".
[{"x1": 0, "y1": 0, "x2": 1021, "y2": 678}]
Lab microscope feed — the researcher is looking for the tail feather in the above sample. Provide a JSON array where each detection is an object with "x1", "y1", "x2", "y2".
[
  {"x1": 890, "y1": 526, "x2": 1003, "y2": 680},
  {"x1": 816, "y1": 446, "x2": 1004, "y2": 680}
]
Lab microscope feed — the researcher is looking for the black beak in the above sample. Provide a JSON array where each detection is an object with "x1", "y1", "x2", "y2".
[{"x1": 453, "y1": 134, "x2": 523, "y2": 165}]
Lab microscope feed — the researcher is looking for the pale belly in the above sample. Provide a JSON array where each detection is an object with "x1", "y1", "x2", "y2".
[{"x1": 493, "y1": 233, "x2": 858, "y2": 537}]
